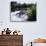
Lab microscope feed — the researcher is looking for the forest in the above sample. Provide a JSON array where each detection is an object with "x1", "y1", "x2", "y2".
[{"x1": 11, "y1": 2, "x2": 36, "y2": 21}]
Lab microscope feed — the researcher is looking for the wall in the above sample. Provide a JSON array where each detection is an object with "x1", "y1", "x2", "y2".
[
  {"x1": 0, "y1": 35, "x2": 23, "y2": 46},
  {"x1": 0, "y1": 0, "x2": 46, "y2": 46}
]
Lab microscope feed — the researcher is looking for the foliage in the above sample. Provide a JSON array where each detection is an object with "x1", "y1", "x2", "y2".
[{"x1": 11, "y1": 2, "x2": 36, "y2": 21}]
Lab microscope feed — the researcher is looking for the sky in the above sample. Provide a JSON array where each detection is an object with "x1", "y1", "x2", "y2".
[{"x1": 0, "y1": 0, "x2": 46, "y2": 46}]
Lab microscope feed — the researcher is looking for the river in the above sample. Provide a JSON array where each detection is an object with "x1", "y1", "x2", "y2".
[{"x1": 11, "y1": 10, "x2": 28, "y2": 22}]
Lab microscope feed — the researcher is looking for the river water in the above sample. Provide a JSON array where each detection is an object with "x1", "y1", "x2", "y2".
[{"x1": 11, "y1": 10, "x2": 28, "y2": 21}]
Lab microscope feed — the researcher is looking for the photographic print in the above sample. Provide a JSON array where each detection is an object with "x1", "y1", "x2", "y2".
[{"x1": 10, "y1": 1, "x2": 36, "y2": 22}]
